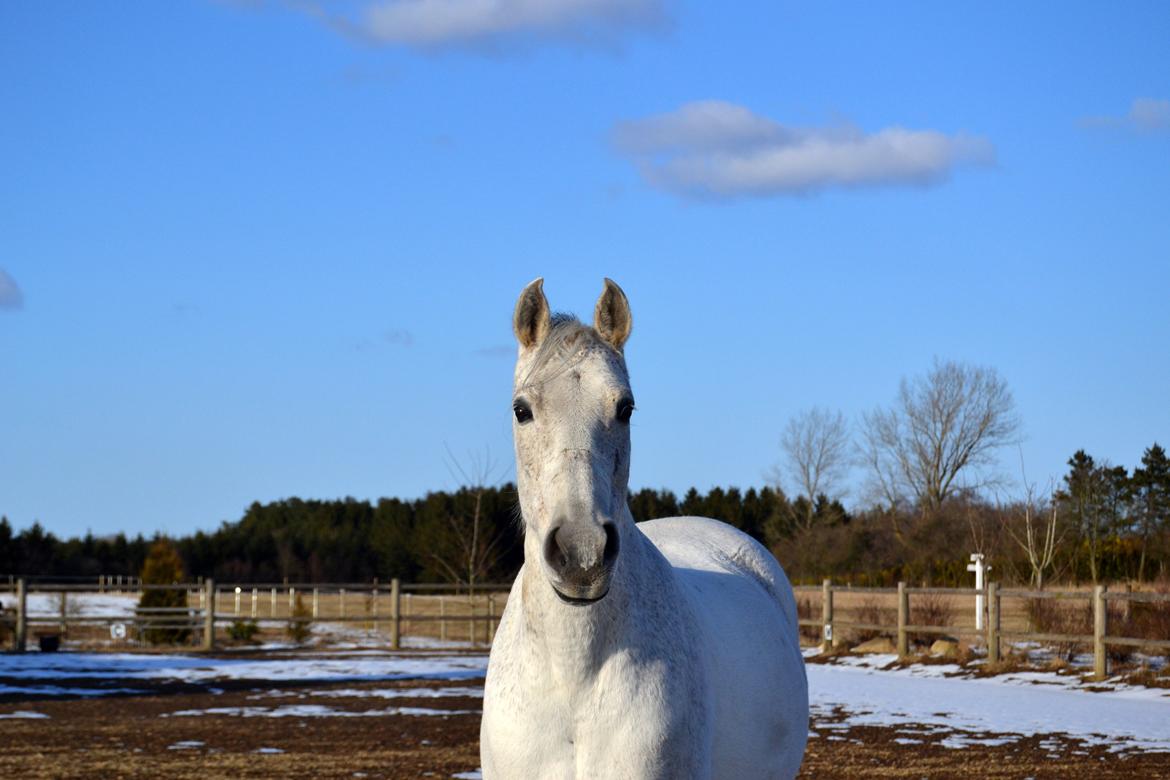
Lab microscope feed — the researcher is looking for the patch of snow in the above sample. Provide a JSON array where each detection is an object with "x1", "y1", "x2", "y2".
[
  {"x1": 0, "y1": 710, "x2": 50, "y2": 719},
  {"x1": 939, "y1": 735, "x2": 1018, "y2": 749},
  {"x1": 809, "y1": 660, "x2": 1170, "y2": 753},
  {"x1": 21, "y1": 593, "x2": 140, "y2": 619},
  {"x1": 0, "y1": 684, "x2": 146, "y2": 697},
  {"x1": 0, "y1": 652, "x2": 488, "y2": 685},
  {"x1": 452, "y1": 772, "x2": 483, "y2": 780},
  {"x1": 307, "y1": 686, "x2": 483, "y2": 700},
  {"x1": 163, "y1": 704, "x2": 479, "y2": 718},
  {"x1": 167, "y1": 740, "x2": 205, "y2": 750},
  {"x1": 255, "y1": 747, "x2": 285, "y2": 754}
]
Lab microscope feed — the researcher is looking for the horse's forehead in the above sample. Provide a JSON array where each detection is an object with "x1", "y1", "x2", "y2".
[{"x1": 514, "y1": 345, "x2": 628, "y2": 398}]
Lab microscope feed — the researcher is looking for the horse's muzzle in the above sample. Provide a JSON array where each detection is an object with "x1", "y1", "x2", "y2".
[{"x1": 542, "y1": 521, "x2": 619, "y2": 605}]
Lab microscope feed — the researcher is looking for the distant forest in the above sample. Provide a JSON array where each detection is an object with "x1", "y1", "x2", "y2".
[{"x1": 3, "y1": 442, "x2": 1168, "y2": 588}]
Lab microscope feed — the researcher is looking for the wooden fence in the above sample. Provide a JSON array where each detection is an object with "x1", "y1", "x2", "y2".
[
  {"x1": 793, "y1": 580, "x2": 1170, "y2": 680},
  {"x1": 0, "y1": 578, "x2": 511, "y2": 654}
]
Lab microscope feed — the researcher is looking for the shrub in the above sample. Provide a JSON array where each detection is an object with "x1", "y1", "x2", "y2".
[
  {"x1": 1026, "y1": 597, "x2": 1091, "y2": 662},
  {"x1": 286, "y1": 593, "x2": 312, "y2": 644},
  {"x1": 137, "y1": 539, "x2": 192, "y2": 645},
  {"x1": 796, "y1": 597, "x2": 819, "y2": 644},
  {"x1": 228, "y1": 620, "x2": 261, "y2": 643},
  {"x1": 1107, "y1": 586, "x2": 1170, "y2": 664},
  {"x1": 849, "y1": 597, "x2": 895, "y2": 644},
  {"x1": 910, "y1": 592, "x2": 953, "y2": 647}
]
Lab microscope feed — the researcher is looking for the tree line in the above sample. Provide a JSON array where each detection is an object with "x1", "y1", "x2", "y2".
[
  {"x1": 2, "y1": 359, "x2": 1166, "y2": 589},
  {"x1": 2, "y1": 442, "x2": 1166, "y2": 588}
]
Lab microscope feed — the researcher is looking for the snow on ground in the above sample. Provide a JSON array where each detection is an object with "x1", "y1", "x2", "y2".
[
  {"x1": 308, "y1": 686, "x2": 483, "y2": 699},
  {"x1": 5, "y1": 647, "x2": 1169, "y2": 755},
  {"x1": 0, "y1": 652, "x2": 489, "y2": 685},
  {"x1": 162, "y1": 704, "x2": 480, "y2": 718},
  {"x1": 808, "y1": 654, "x2": 1170, "y2": 753},
  {"x1": 17, "y1": 592, "x2": 140, "y2": 619},
  {"x1": 0, "y1": 684, "x2": 147, "y2": 697}
]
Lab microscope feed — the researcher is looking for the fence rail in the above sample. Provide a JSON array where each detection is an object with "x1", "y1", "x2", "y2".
[
  {"x1": 5, "y1": 577, "x2": 1168, "y2": 679},
  {"x1": 0, "y1": 578, "x2": 511, "y2": 654},
  {"x1": 793, "y1": 579, "x2": 1170, "y2": 680}
]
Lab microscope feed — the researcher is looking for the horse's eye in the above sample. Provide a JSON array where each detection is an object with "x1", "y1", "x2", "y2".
[
  {"x1": 513, "y1": 401, "x2": 533, "y2": 424},
  {"x1": 616, "y1": 399, "x2": 635, "y2": 424}
]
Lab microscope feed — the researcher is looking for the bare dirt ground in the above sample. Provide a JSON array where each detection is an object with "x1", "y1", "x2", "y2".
[{"x1": 2, "y1": 663, "x2": 1169, "y2": 779}]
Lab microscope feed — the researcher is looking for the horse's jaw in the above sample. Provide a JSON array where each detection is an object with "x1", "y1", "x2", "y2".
[{"x1": 519, "y1": 529, "x2": 642, "y2": 684}]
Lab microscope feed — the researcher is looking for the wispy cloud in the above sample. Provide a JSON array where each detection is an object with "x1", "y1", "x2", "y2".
[
  {"x1": 473, "y1": 344, "x2": 514, "y2": 358},
  {"x1": 284, "y1": 0, "x2": 668, "y2": 49},
  {"x1": 1082, "y1": 97, "x2": 1170, "y2": 134},
  {"x1": 355, "y1": 328, "x2": 414, "y2": 351},
  {"x1": 612, "y1": 101, "x2": 995, "y2": 200},
  {"x1": 0, "y1": 269, "x2": 23, "y2": 311}
]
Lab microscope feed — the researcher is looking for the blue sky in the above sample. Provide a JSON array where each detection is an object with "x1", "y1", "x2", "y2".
[{"x1": 2, "y1": 1, "x2": 1168, "y2": 538}]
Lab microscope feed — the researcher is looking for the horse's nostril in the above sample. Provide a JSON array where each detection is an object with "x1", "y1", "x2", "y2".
[
  {"x1": 603, "y1": 522, "x2": 620, "y2": 566},
  {"x1": 543, "y1": 525, "x2": 567, "y2": 574}
]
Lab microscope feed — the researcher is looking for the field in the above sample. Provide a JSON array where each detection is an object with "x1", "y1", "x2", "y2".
[{"x1": 3, "y1": 639, "x2": 1170, "y2": 779}]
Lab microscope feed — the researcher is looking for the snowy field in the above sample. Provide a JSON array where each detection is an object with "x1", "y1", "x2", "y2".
[
  {"x1": 17, "y1": 592, "x2": 140, "y2": 618},
  {"x1": 805, "y1": 651, "x2": 1170, "y2": 755},
  {"x1": 1, "y1": 649, "x2": 1167, "y2": 755}
]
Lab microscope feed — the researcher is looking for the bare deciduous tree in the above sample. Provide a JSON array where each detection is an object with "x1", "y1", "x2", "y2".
[
  {"x1": 428, "y1": 445, "x2": 511, "y2": 597},
  {"x1": 776, "y1": 407, "x2": 851, "y2": 531},
  {"x1": 1001, "y1": 454, "x2": 1064, "y2": 589},
  {"x1": 861, "y1": 358, "x2": 1020, "y2": 539}
]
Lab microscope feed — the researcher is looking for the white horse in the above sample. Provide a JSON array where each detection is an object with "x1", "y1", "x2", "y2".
[{"x1": 481, "y1": 278, "x2": 808, "y2": 779}]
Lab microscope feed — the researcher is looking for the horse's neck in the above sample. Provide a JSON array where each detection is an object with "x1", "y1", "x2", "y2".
[{"x1": 519, "y1": 515, "x2": 667, "y2": 689}]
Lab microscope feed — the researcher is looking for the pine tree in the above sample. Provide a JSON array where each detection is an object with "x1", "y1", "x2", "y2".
[
  {"x1": 1132, "y1": 443, "x2": 1170, "y2": 581},
  {"x1": 137, "y1": 538, "x2": 192, "y2": 645}
]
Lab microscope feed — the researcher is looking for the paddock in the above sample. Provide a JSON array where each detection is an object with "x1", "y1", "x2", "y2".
[
  {"x1": 2, "y1": 581, "x2": 1169, "y2": 778},
  {"x1": 2, "y1": 646, "x2": 1168, "y2": 779}
]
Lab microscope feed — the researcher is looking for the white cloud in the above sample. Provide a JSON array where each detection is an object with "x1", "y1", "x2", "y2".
[
  {"x1": 1082, "y1": 97, "x2": 1170, "y2": 134},
  {"x1": 301, "y1": 0, "x2": 667, "y2": 48},
  {"x1": 1125, "y1": 97, "x2": 1170, "y2": 132},
  {"x1": 612, "y1": 101, "x2": 995, "y2": 199},
  {"x1": 0, "y1": 269, "x2": 23, "y2": 310}
]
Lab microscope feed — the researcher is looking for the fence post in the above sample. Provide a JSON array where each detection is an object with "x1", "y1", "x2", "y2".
[
  {"x1": 312, "y1": 588, "x2": 319, "y2": 619},
  {"x1": 14, "y1": 578, "x2": 27, "y2": 653},
  {"x1": 390, "y1": 578, "x2": 401, "y2": 650},
  {"x1": 1094, "y1": 584, "x2": 1108, "y2": 681},
  {"x1": 488, "y1": 594, "x2": 497, "y2": 644},
  {"x1": 485, "y1": 595, "x2": 493, "y2": 644},
  {"x1": 372, "y1": 584, "x2": 380, "y2": 632},
  {"x1": 440, "y1": 596, "x2": 447, "y2": 642},
  {"x1": 987, "y1": 581, "x2": 1000, "y2": 664},
  {"x1": 821, "y1": 578, "x2": 833, "y2": 653},
  {"x1": 896, "y1": 581, "x2": 909, "y2": 657},
  {"x1": 202, "y1": 579, "x2": 216, "y2": 651}
]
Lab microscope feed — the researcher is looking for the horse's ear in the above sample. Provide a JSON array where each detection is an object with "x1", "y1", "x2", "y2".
[
  {"x1": 513, "y1": 277, "x2": 551, "y2": 350},
  {"x1": 593, "y1": 278, "x2": 632, "y2": 351}
]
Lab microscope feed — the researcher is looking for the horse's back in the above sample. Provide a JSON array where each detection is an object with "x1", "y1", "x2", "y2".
[{"x1": 638, "y1": 516, "x2": 809, "y2": 779}]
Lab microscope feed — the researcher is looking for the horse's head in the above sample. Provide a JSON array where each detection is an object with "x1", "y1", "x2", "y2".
[{"x1": 511, "y1": 278, "x2": 634, "y2": 606}]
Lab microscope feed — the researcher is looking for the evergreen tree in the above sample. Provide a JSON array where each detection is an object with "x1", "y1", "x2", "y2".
[
  {"x1": 137, "y1": 538, "x2": 192, "y2": 645},
  {"x1": 1132, "y1": 443, "x2": 1170, "y2": 581}
]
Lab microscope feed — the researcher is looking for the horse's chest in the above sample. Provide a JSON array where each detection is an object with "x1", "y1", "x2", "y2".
[{"x1": 484, "y1": 646, "x2": 708, "y2": 780}]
